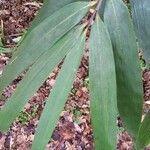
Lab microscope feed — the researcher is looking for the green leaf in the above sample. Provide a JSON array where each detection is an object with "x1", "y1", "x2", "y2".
[
  {"x1": 0, "y1": 47, "x2": 11, "y2": 53},
  {"x1": 17, "y1": 0, "x2": 89, "y2": 49},
  {"x1": 0, "y1": 1, "x2": 90, "y2": 94},
  {"x1": 130, "y1": 0, "x2": 150, "y2": 64},
  {"x1": 31, "y1": 32, "x2": 85, "y2": 150},
  {"x1": 0, "y1": 38, "x2": 3, "y2": 47},
  {"x1": 137, "y1": 111, "x2": 150, "y2": 149},
  {"x1": 104, "y1": 0, "x2": 143, "y2": 138},
  {"x1": 89, "y1": 15, "x2": 117, "y2": 150},
  {"x1": 0, "y1": 25, "x2": 84, "y2": 132},
  {"x1": 31, "y1": 0, "x2": 89, "y2": 28},
  {"x1": 99, "y1": 0, "x2": 106, "y2": 19}
]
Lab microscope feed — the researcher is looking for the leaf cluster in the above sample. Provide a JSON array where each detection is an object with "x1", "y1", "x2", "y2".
[{"x1": 0, "y1": 0, "x2": 150, "y2": 149}]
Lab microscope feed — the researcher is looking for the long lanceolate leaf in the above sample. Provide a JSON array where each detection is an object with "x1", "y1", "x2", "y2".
[
  {"x1": 32, "y1": 0, "x2": 89, "y2": 28},
  {"x1": 138, "y1": 111, "x2": 150, "y2": 149},
  {"x1": 104, "y1": 0, "x2": 143, "y2": 138},
  {"x1": 130, "y1": 0, "x2": 150, "y2": 64},
  {"x1": 31, "y1": 32, "x2": 85, "y2": 150},
  {"x1": 89, "y1": 15, "x2": 117, "y2": 150},
  {"x1": 17, "y1": 0, "x2": 90, "y2": 50},
  {"x1": 0, "y1": 25, "x2": 84, "y2": 132},
  {"x1": 0, "y1": 2, "x2": 91, "y2": 94}
]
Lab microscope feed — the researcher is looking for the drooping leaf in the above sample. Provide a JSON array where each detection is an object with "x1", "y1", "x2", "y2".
[
  {"x1": 130, "y1": 0, "x2": 150, "y2": 64},
  {"x1": 0, "y1": 1, "x2": 91, "y2": 94},
  {"x1": 104, "y1": 0, "x2": 143, "y2": 138},
  {"x1": 31, "y1": 32, "x2": 85, "y2": 150},
  {"x1": 0, "y1": 25, "x2": 84, "y2": 132},
  {"x1": 89, "y1": 15, "x2": 117, "y2": 150},
  {"x1": 137, "y1": 111, "x2": 150, "y2": 149}
]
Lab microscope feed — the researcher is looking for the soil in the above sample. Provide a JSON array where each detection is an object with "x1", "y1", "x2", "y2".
[{"x1": 0, "y1": 0, "x2": 150, "y2": 150}]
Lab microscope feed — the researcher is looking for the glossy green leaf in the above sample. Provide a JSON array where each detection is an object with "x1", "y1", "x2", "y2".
[
  {"x1": 137, "y1": 111, "x2": 150, "y2": 149},
  {"x1": 130, "y1": 0, "x2": 150, "y2": 64},
  {"x1": 0, "y1": 25, "x2": 84, "y2": 132},
  {"x1": 89, "y1": 15, "x2": 117, "y2": 150},
  {"x1": 0, "y1": 1, "x2": 90, "y2": 94},
  {"x1": 31, "y1": 32, "x2": 85, "y2": 150},
  {"x1": 104, "y1": 0, "x2": 143, "y2": 138}
]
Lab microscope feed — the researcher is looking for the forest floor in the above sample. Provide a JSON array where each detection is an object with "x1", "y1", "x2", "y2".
[{"x1": 0, "y1": 0, "x2": 150, "y2": 150}]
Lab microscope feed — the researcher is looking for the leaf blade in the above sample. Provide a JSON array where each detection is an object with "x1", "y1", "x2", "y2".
[
  {"x1": 31, "y1": 32, "x2": 85, "y2": 150},
  {"x1": 89, "y1": 15, "x2": 117, "y2": 150},
  {"x1": 130, "y1": 0, "x2": 150, "y2": 64},
  {"x1": 104, "y1": 0, "x2": 143, "y2": 138},
  {"x1": 0, "y1": 2, "x2": 90, "y2": 94},
  {"x1": 0, "y1": 25, "x2": 84, "y2": 132},
  {"x1": 31, "y1": 0, "x2": 89, "y2": 28},
  {"x1": 137, "y1": 111, "x2": 150, "y2": 149},
  {"x1": 0, "y1": 47, "x2": 11, "y2": 53}
]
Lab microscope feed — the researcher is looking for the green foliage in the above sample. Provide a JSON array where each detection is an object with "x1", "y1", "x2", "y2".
[
  {"x1": 0, "y1": 30, "x2": 11, "y2": 53},
  {"x1": 104, "y1": 0, "x2": 143, "y2": 139},
  {"x1": 0, "y1": 0, "x2": 150, "y2": 149},
  {"x1": 18, "y1": 111, "x2": 31, "y2": 124},
  {"x1": 130, "y1": 0, "x2": 150, "y2": 65},
  {"x1": 72, "y1": 108, "x2": 82, "y2": 124},
  {"x1": 0, "y1": 25, "x2": 85, "y2": 132},
  {"x1": 17, "y1": 105, "x2": 38, "y2": 124},
  {"x1": 31, "y1": 0, "x2": 88, "y2": 28},
  {"x1": 89, "y1": 15, "x2": 117, "y2": 149},
  {"x1": 0, "y1": 38, "x2": 3, "y2": 47},
  {"x1": 0, "y1": 47, "x2": 11, "y2": 53},
  {"x1": 18, "y1": 106, "x2": 38, "y2": 124},
  {"x1": 0, "y1": 1, "x2": 90, "y2": 95},
  {"x1": 83, "y1": 77, "x2": 89, "y2": 88},
  {"x1": 32, "y1": 31, "x2": 86, "y2": 150},
  {"x1": 138, "y1": 111, "x2": 150, "y2": 149}
]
